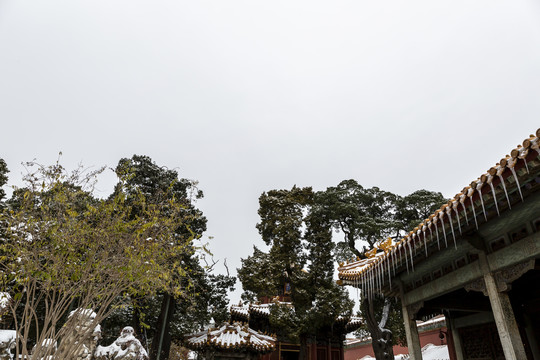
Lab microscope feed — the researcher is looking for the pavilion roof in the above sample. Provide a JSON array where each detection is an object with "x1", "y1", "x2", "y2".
[
  {"x1": 230, "y1": 302, "x2": 363, "y2": 331},
  {"x1": 231, "y1": 301, "x2": 293, "y2": 321},
  {"x1": 337, "y1": 128, "x2": 540, "y2": 296},
  {"x1": 338, "y1": 315, "x2": 364, "y2": 332},
  {"x1": 184, "y1": 322, "x2": 276, "y2": 353}
]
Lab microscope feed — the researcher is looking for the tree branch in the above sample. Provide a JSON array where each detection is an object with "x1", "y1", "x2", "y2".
[{"x1": 378, "y1": 298, "x2": 391, "y2": 330}]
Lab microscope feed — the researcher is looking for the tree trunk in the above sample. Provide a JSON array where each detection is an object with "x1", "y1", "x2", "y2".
[
  {"x1": 132, "y1": 298, "x2": 148, "y2": 350},
  {"x1": 362, "y1": 298, "x2": 394, "y2": 360},
  {"x1": 149, "y1": 294, "x2": 176, "y2": 360}
]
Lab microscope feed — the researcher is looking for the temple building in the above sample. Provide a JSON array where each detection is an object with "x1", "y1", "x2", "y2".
[
  {"x1": 230, "y1": 301, "x2": 362, "y2": 360},
  {"x1": 338, "y1": 129, "x2": 540, "y2": 360}
]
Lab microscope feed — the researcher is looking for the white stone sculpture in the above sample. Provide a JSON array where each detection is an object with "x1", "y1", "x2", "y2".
[
  {"x1": 57, "y1": 308, "x2": 101, "y2": 360},
  {"x1": 94, "y1": 326, "x2": 148, "y2": 360},
  {"x1": 0, "y1": 330, "x2": 16, "y2": 360},
  {"x1": 0, "y1": 293, "x2": 10, "y2": 315},
  {"x1": 31, "y1": 338, "x2": 57, "y2": 359}
]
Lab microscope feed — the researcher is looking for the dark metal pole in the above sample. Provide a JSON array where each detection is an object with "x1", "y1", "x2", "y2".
[{"x1": 156, "y1": 295, "x2": 171, "y2": 360}]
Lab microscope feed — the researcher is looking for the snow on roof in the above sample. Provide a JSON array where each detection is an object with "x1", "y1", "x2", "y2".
[
  {"x1": 230, "y1": 301, "x2": 294, "y2": 319},
  {"x1": 338, "y1": 129, "x2": 540, "y2": 287},
  {"x1": 230, "y1": 304, "x2": 249, "y2": 319},
  {"x1": 231, "y1": 302, "x2": 361, "y2": 330},
  {"x1": 337, "y1": 315, "x2": 363, "y2": 332},
  {"x1": 185, "y1": 322, "x2": 276, "y2": 353},
  {"x1": 358, "y1": 355, "x2": 407, "y2": 360},
  {"x1": 250, "y1": 303, "x2": 271, "y2": 316},
  {"x1": 250, "y1": 302, "x2": 293, "y2": 316},
  {"x1": 337, "y1": 315, "x2": 362, "y2": 324},
  {"x1": 338, "y1": 251, "x2": 387, "y2": 281},
  {"x1": 417, "y1": 314, "x2": 446, "y2": 329}
]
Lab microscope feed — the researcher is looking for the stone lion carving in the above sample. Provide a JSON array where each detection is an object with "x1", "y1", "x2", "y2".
[{"x1": 94, "y1": 326, "x2": 148, "y2": 360}]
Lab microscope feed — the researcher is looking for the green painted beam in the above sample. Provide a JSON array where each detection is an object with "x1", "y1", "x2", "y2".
[
  {"x1": 403, "y1": 261, "x2": 483, "y2": 306},
  {"x1": 402, "y1": 231, "x2": 540, "y2": 306},
  {"x1": 487, "y1": 231, "x2": 540, "y2": 270}
]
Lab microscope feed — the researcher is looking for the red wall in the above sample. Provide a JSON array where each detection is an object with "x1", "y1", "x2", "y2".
[
  {"x1": 344, "y1": 327, "x2": 447, "y2": 360},
  {"x1": 261, "y1": 343, "x2": 343, "y2": 360}
]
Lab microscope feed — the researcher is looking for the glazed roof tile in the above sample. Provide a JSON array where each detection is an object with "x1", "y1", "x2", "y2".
[
  {"x1": 230, "y1": 301, "x2": 294, "y2": 321},
  {"x1": 185, "y1": 322, "x2": 276, "y2": 353}
]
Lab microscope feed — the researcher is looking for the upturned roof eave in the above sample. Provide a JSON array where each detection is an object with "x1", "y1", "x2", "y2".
[{"x1": 337, "y1": 130, "x2": 540, "y2": 290}]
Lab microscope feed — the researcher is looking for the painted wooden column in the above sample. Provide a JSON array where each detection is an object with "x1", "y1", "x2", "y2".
[
  {"x1": 400, "y1": 282, "x2": 422, "y2": 360},
  {"x1": 327, "y1": 339, "x2": 331, "y2": 360},
  {"x1": 447, "y1": 317, "x2": 464, "y2": 360},
  {"x1": 479, "y1": 253, "x2": 527, "y2": 360},
  {"x1": 401, "y1": 302, "x2": 422, "y2": 360},
  {"x1": 311, "y1": 341, "x2": 317, "y2": 360}
]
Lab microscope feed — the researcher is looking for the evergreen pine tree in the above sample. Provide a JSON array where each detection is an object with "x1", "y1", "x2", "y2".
[
  {"x1": 321, "y1": 180, "x2": 446, "y2": 360},
  {"x1": 238, "y1": 186, "x2": 353, "y2": 360},
  {"x1": 240, "y1": 181, "x2": 445, "y2": 360}
]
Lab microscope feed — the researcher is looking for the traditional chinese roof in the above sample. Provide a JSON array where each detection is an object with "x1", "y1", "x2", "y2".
[
  {"x1": 184, "y1": 322, "x2": 276, "y2": 353},
  {"x1": 337, "y1": 315, "x2": 364, "y2": 332},
  {"x1": 230, "y1": 302, "x2": 363, "y2": 332},
  {"x1": 230, "y1": 304, "x2": 250, "y2": 321},
  {"x1": 338, "y1": 129, "x2": 540, "y2": 297},
  {"x1": 230, "y1": 302, "x2": 294, "y2": 322}
]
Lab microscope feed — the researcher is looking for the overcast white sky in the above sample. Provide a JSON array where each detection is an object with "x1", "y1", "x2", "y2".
[{"x1": 0, "y1": 0, "x2": 539, "y2": 302}]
